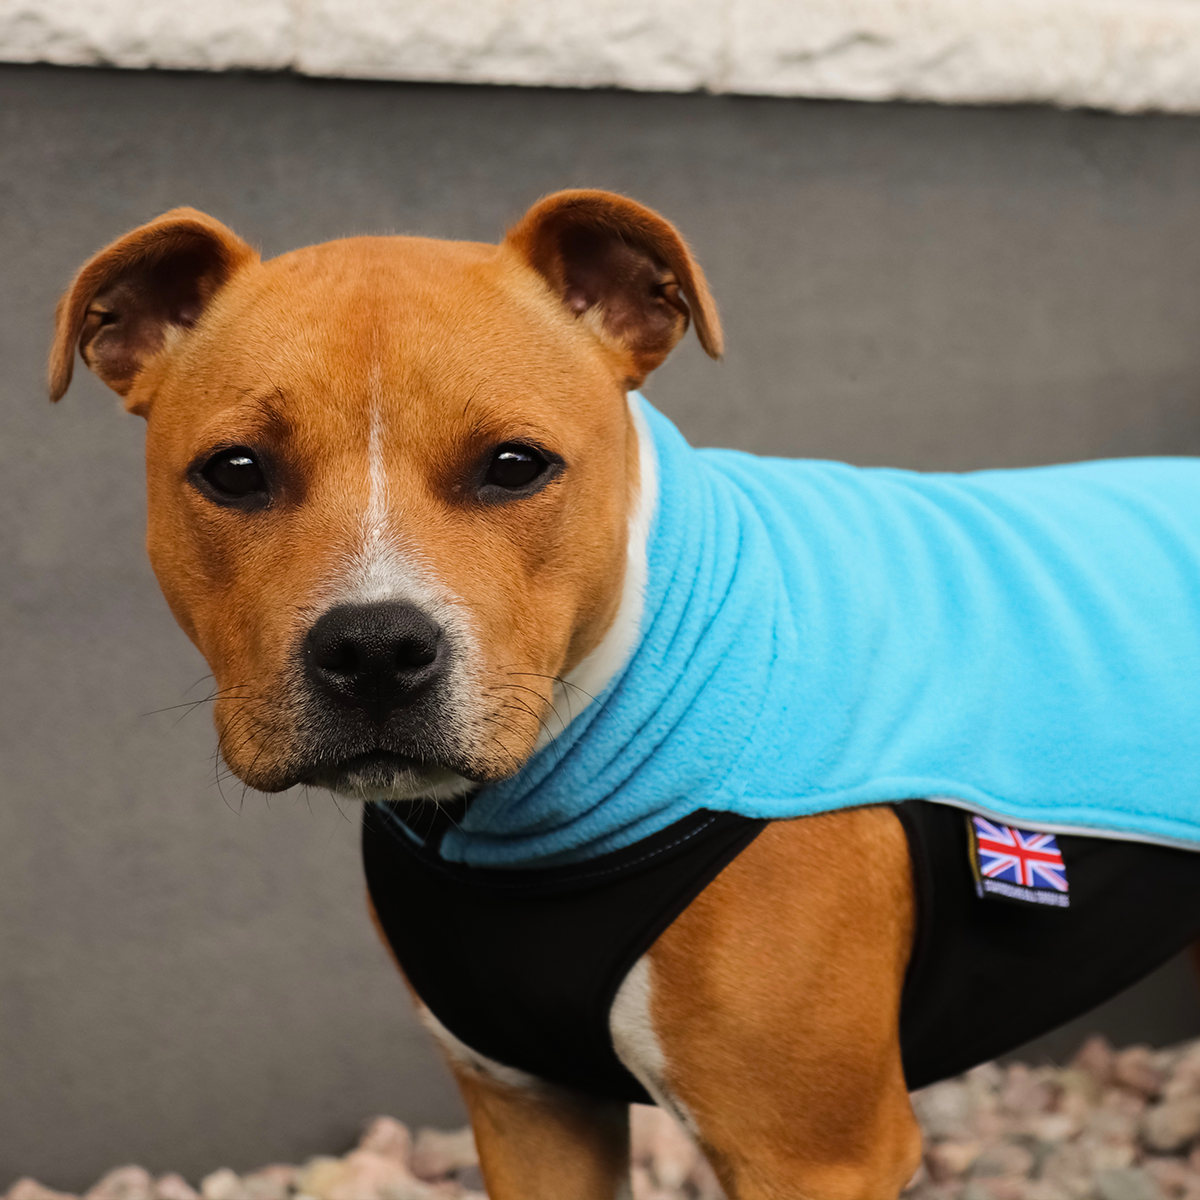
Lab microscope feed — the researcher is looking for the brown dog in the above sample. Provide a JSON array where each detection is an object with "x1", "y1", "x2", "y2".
[{"x1": 48, "y1": 192, "x2": 1200, "y2": 1200}]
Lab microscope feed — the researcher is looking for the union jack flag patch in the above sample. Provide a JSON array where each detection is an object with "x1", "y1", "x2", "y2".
[{"x1": 968, "y1": 816, "x2": 1070, "y2": 908}]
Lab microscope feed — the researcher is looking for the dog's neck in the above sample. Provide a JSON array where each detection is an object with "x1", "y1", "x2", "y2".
[{"x1": 535, "y1": 393, "x2": 658, "y2": 750}]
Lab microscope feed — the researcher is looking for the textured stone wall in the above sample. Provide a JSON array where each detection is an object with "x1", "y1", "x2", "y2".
[{"x1": 6, "y1": 0, "x2": 1200, "y2": 113}]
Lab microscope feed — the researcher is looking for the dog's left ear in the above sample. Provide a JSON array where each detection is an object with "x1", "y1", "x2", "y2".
[{"x1": 504, "y1": 189, "x2": 723, "y2": 387}]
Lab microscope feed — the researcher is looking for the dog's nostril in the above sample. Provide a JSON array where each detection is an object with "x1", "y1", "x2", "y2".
[
  {"x1": 304, "y1": 601, "x2": 445, "y2": 713},
  {"x1": 313, "y1": 637, "x2": 361, "y2": 676},
  {"x1": 395, "y1": 634, "x2": 437, "y2": 670}
]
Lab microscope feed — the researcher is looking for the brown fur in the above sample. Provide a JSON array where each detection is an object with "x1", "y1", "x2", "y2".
[{"x1": 646, "y1": 810, "x2": 921, "y2": 1200}]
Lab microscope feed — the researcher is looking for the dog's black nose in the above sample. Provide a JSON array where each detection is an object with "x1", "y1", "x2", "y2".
[{"x1": 304, "y1": 601, "x2": 444, "y2": 716}]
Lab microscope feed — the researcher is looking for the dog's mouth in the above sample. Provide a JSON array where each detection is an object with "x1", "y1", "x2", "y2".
[{"x1": 297, "y1": 749, "x2": 479, "y2": 803}]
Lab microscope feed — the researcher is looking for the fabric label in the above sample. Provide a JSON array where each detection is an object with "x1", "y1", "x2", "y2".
[{"x1": 968, "y1": 815, "x2": 1070, "y2": 908}]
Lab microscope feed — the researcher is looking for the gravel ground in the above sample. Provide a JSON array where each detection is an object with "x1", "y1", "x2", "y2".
[{"x1": 11, "y1": 1035, "x2": 1200, "y2": 1200}]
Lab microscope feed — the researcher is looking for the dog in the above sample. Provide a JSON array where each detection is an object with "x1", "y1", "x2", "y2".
[{"x1": 48, "y1": 191, "x2": 1200, "y2": 1199}]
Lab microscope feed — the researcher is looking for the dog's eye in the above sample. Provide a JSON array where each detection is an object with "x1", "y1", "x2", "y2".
[
  {"x1": 485, "y1": 444, "x2": 549, "y2": 490},
  {"x1": 200, "y1": 447, "x2": 267, "y2": 500}
]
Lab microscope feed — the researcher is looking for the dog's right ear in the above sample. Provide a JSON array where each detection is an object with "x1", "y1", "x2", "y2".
[{"x1": 49, "y1": 208, "x2": 257, "y2": 414}]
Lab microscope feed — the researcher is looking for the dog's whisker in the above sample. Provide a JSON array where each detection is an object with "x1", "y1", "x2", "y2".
[
  {"x1": 489, "y1": 680, "x2": 572, "y2": 745},
  {"x1": 491, "y1": 697, "x2": 565, "y2": 766},
  {"x1": 142, "y1": 684, "x2": 253, "y2": 719}
]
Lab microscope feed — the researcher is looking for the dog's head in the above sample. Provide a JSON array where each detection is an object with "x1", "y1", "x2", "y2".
[{"x1": 49, "y1": 191, "x2": 721, "y2": 801}]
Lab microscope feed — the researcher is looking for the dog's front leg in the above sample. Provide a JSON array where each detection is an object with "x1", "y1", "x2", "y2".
[
  {"x1": 367, "y1": 896, "x2": 632, "y2": 1198},
  {"x1": 612, "y1": 807, "x2": 922, "y2": 1200},
  {"x1": 449, "y1": 1063, "x2": 631, "y2": 1200}
]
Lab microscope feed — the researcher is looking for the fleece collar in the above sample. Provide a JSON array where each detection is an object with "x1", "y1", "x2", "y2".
[{"x1": 412, "y1": 395, "x2": 1200, "y2": 867}]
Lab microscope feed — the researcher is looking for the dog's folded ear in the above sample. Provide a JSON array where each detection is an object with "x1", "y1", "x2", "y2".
[
  {"x1": 48, "y1": 208, "x2": 257, "y2": 413},
  {"x1": 504, "y1": 190, "x2": 723, "y2": 387}
]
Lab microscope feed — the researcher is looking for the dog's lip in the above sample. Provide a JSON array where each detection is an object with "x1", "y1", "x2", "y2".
[
  {"x1": 293, "y1": 748, "x2": 483, "y2": 787},
  {"x1": 331, "y1": 749, "x2": 426, "y2": 772},
  {"x1": 297, "y1": 749, "x2": 429, "y2": 783}
]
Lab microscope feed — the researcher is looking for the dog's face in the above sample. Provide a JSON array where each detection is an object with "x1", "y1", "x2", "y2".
[{"x1": 49, "y1": 192, "x2": 720, "y2": 801}]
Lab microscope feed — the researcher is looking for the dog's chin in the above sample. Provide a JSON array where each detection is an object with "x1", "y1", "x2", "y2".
[{"x1": 304, "y1": 751, "x2": 478, "y2": 803}]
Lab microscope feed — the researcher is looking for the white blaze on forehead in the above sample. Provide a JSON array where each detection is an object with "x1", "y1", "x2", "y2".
[
  {"x1": 345, "y1": 373, "x2": 437, "y2": 607},
  {"x1": 352, "y1": 399, "x2": 404, "y2": 602},
  {"x1": 342, "y1": 396, "x2": 460, "y2": 621}
]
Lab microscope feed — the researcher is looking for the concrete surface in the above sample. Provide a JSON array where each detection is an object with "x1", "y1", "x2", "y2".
[
  {"x1": 5, "y1": 62, "x2": 1200, "y2": 1187},
  {"x1": 10, "y1": 0, "x2": 1200, "y2": 113}
]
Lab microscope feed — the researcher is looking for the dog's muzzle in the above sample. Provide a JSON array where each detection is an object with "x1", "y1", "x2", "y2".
[{"x1": 295, "y1": 599, "x2": 468, "y2": 797}]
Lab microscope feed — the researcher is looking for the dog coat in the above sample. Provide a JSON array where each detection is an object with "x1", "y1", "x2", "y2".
[
  {"x1": 430, "y1": 395, "x2": 1200, "y2": 868},
  {"x1": 365, "y1": 800, "x2": 1200, "y2": 1098},
  {"x1": 368, "y1": 400, "x2": 1200, "y2": 1096}
]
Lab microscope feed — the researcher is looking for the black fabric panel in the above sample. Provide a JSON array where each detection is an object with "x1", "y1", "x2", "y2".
[
  {"x1": 896, "y1": 800, "x2": 1200, "y2": 1090},
  {"x1": 363, "y1": 805, "x2": 768, "y2": 1103},
  {"x1": 367, "y1": 797, "x2": 1200, "y2": 1106}
]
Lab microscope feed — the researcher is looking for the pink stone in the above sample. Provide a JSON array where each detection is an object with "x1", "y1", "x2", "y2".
[
  {"x1": 1144, "y1": 1097, "x2": 1200, "y2": 1153},
  {"x1": 1001, "y1": 1065, "x2": 1058, "y2": 1116},
  {"x1": 969, "y1": 1141, "x2": 1035, "y2": 1179},
  {"x1": 1142, "y1": 1155, "x2": 1191, "y2": 1196},
  {"x1": 409, "y1": 1128, "x2": 477, "y2": 1181},
  {"x1": 690, "y1": 1153, "x2": 726, "y2": 1200},
  {"x1": 926, "y1": 1140, "x2": 981, "y2": 1182},
  {"x1": 1166, "y1": 1044, "x2": 1200, "y2": 1102},
  {"x1": 969, "y1": 1179, "x2": 1030, "y2": 1200},
  {"x1": 152, "y1": 1177, "x2": 198, "y2": 1200},
  {"x1": 83, "y1": 1168, "x2": 154, "y2": 1200},
  {"x1": 1083, "y1": 1133, "x2": 1139, "y2": 1173},
  {"x1": 1092, "y1": 1087, "x2": 1148, "y2": 1142},
  {"x1": 629, "y1": 1162, "x2": 679, "y2": 1200},
  {"x1": 1074, "y1": 1036, "x2": 1118, "y2": 1089},
  {"x1": 7, "y1": 1181, "x2": 78, "y2": 1200},
  {"x1": 1115, "y1": 1046, "x2": 1166, "y2": 1099},
  {"x1": 630, "y1": 1105, "x2": 700, "y2": 1191},
  {"x1": 1024, "y1": 1182, "x2": 1074, "y2": 1200},
  {"x1": 1022, "y1": 1112, "x2": 1080, "y2": 1144},
  {"x1": 198, "y1": 1170, "x2": 245, "y2": 1200},
  {"x1": 359, "y1": 1118, "x2": 413, "y2": 1166},
  {"x1": 240, "y1": 1168, "x2": 294, "y2": 1200},
  {"x1": 911, "y1": 1080, "x2": 974, "y2": 1141},
  {"x1": 326, "y1": 1151, "x2": 432, "y2": 1200},
  {"x1": 1041, "y1": 1140, "x2": 1096, "y2": 1194}
]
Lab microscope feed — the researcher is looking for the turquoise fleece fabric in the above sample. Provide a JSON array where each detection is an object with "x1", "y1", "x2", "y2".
[{"x1": 435, "y1": 395, "x2": 1200, "y2": 867}]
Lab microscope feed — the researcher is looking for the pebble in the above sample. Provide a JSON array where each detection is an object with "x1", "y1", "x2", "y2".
[
  {"x1": 21, "y1": 1035, "x2": 1200, "y2": 1200},
  {"x1": 7, "y1": 1182, "x2": 77, "y2": 1200},
  {"x1": 83, "y1": 1169, "x2": 154, "y2": 1200},
  {"x1": 1115, "y1": 1049, "x2": 1168, "y2": 1099},
  {"x1": 631, "y1": 1104, "x2": 698, "y2": 1192},
  {"x1": 239, "y1": 1170, "x2": 293, "y2": 1200},
  {"x1": 1093, "y1": 1166, "x2": 1165, "y2": 1200},
  {"x1": 152, "y1": 1177, "x2": 199, "y2": 1200},
  {"x1": 359, "y1": 1120, "x2": 413, "y2": 1167},
  {"x1": 198, "y1": 1171, "x2": 244, "y2": 1200},
  {"x1": 408, "y1": 1129, "x2": 476, "y2": 1181}
]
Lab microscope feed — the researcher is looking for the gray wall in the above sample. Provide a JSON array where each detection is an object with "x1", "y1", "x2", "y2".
[{"x1": 5, "y1": 62, "x2": 1200, "y2": 1188}]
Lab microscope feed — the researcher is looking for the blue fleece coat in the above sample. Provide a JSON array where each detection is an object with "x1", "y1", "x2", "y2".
[{"x1": 434, "y1": 396, "x2": 1200, "y2": 867}]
